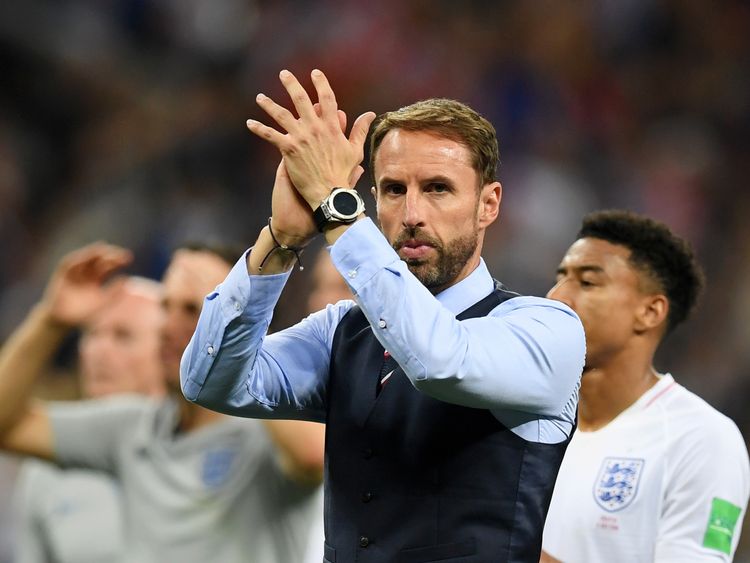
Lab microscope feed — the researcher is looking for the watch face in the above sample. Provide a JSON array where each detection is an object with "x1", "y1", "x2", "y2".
[{"x1": 332, "y1": 191, "x2": 360, "y2": 216}]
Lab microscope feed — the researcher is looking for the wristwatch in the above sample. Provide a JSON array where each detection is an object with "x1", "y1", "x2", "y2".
[{"x1": 313, "y1": 188, "x2": 365, "y2": 232}]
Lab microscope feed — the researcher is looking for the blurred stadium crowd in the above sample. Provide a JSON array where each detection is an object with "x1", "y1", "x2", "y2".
[{"x1": 1, "y1": 0, "x2": 749, "y2": 560}]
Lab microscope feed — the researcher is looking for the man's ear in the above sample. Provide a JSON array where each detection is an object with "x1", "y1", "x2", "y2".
[
  {"x1": 370, "y1": 186, "x2": 378, "y2": 213},
  {"x1": 634, "y1": 294, "x2": 669, "y2": 334},
  {"x1": 478, "y1": 181, "x2": 502, "y2": 228}
]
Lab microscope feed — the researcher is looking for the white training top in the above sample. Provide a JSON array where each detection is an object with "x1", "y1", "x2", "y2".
[{"x1": 543, "y1": 374, "x2": 750, "y2": 562}]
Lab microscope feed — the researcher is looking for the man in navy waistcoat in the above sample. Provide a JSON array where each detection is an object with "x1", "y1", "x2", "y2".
[{"x1": 181, "y1": 69, "x2": 585, "y2": 562}]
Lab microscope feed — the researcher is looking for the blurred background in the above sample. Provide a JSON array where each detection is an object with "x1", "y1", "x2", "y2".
[{"x1": 1, "y1": 0, "x2": 749, "y2": 559}]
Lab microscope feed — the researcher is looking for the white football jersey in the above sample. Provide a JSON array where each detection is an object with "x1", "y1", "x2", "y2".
[{"x1": 543, "y1": 374, "x2": 750, "y2": 562}]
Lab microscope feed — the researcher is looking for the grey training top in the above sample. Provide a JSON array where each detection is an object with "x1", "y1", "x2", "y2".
[
  {"x1": 14, "y1": 460, "x2": 125, "y2": 563},
  {"x1": 49, "y1": 395, "x2": 322, "y2": 563}
]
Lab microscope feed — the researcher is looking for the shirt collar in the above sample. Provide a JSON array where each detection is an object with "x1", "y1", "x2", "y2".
[
  {"x1": 633, "y1": 373, "x2": 676, "y2": 411},
  {"x1": 434, "y1": 258, "x2": 495, "y2": 315},
  {"x1": 607, "y1": 373, "x2": 677, "y2": 423}
]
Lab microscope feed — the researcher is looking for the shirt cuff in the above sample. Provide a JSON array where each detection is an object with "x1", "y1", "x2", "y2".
[
  {"x1": 216, "y1": 250, "x2": 292, "y2": 322},
  {"x1": 329, "y1": 218, "x2": 402, "y2": 294}
]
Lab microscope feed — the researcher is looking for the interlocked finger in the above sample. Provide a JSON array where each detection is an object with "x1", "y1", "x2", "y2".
[
  {"x1": 246, "y1": 117, "x2": 288, "y2": 149},
  {"x1": 255, "y1": 93, "x2": 299, "y2": 133},
  {"x1": 279, "y1": 69, "x2": 316, "y2": 121},
  {"x1": 310, "y1": 69, "x2": 338, "y2": 124},
  {"x1": 313, "y1": 103, "x2": 348, "y2": 133}
]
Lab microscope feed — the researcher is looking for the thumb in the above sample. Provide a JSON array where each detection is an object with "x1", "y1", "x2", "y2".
[
  {"x1": 348, "y1": 111, "x2": 377, "y2": 152},
  {"x1": 337, "y1": 109, "x2": 348, "y2": 133},
  {"x1": 276, "y1": 159, "x2": 289, "y2": 179},
  {"x1": 348, "y1": 165, "x2": 365, "y2": 188},
  {"x1": 313, "y1": 103, "x2": 347, "y2": 133}
]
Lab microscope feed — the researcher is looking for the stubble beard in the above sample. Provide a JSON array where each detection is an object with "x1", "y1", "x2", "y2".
[{"x1": 392, "y1": 227, "x2": 479, "y2": 292}]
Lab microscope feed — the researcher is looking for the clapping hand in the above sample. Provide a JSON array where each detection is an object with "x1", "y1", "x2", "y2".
[
  {"x1": 247, "y1": 69, "x2": 375, "y2": 243},
  {"x1": 39, "y1": 243, "x2": 133, "y2": 327}
]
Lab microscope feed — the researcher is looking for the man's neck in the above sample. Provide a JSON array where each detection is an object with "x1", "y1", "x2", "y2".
[{"x1": 577, "y1": 351, "x2": 660, "y2": 432}]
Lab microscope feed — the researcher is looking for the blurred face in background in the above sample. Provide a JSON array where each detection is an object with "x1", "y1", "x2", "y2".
[
  {"x1": 160, "y1": 249, "x2": 231, "y2": 389},
  {"x1": 79, "y1": 279, "x2": 166, "y2": 398},
  {"x1": 306, "y1": 250, "x2": 352, "y2": 314}
]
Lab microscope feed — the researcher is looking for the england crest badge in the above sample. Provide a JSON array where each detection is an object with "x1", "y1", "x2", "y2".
[
  {"x1": 593, "y1": 457, "x2": 645, "y2": 512},
  {"x1": 202, "y1": 448, "x2": 238, "y2": 489}
]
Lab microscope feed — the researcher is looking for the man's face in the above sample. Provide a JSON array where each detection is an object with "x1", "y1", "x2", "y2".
[
  {"x1": 547, "y1": 237, "x2": 652, "y2": 370},
  {"x1": 306, "y1": 252, "x2": 352, "y2": 313},
  {"x1": 161, "y1": 250, "x2": 231, "y2": 388},
  {"x1": 373, "y1": 129, "x2": 500, "y2": 293},
  {"x1": 79, "y1": 285, "x2": 166, "y2": 398}
]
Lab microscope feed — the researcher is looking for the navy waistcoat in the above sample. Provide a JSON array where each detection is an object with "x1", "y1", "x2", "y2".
[{"x1": 323, "y1": 282, "x2": 572, "y2": 563}]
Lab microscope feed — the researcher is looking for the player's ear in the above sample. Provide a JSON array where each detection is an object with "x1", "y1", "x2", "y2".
[
  {"x1": 478, "y1": 182, "x2": 502, "y2": 228},
  {"x1": 634, "y1": 294, "x2": 668, "y2": 334}
]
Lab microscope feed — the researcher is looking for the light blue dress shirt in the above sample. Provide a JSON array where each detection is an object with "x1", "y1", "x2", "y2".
[{"x1": 181, "y1": 218, "x2": 585, "y2": 444}]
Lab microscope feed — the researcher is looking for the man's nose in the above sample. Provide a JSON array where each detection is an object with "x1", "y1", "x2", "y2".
[
  {"x1": 402, "y1": 190, "x2": 425, "y2": 228},
  {"x1": 546, "y1": 280, "x2": 573, "y2": 308},
  {"x1": 162, "y1": 310, "x2": 180, "y2": 337},
  {"x1": 81, "y1": 335, "x2": 111, "y2": 362}
]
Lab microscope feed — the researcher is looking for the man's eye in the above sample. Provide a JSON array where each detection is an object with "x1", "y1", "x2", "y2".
[
  {"x1": 185, "y1": 304, "x2": 201, "y2": 317},
  {"x1": 114, "y1": 329, "x2": 134, "y2": 342},
  {"x1": 580, "y1": 280, "x2": 595, "y2": 288},
  {"x1": 383, "y1": 184, "x2": 405, "y2": 195},
  {"x1": 428, "y1": 183, "x2": 448, "y2": 193}
]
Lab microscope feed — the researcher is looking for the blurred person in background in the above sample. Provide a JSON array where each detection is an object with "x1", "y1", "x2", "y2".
[
  {"x1": 301, "y1": 247, "x2": 353, "y2": 563},
  {"x1": 182, "y1": 69, "x2": 584, "y2": 562},
  {"x1": 0, "y1": 454, "x2": 18, "y2": 563},
  {"x1": 0, "y1": 242, "x2": 325, "y2": 563},
  {"x1": 306, "y1": 246, "x2": 355, "y2": 314},
  {"x1": 13, "y1": 272, "x2": 165, "y2": 563},
  {"x1": 541, "y1": 210, "x2": 750, "y2": 562}
]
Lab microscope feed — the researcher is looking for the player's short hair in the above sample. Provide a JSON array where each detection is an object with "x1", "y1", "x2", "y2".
[
  {"x1": 177, "y1": 242, "x2": 246, "y2": 267},
  {"x1": 577, "y1": 209, "x2": 705, "y2": 334},
  {"x1": 121, "y1": 276, "x2": 162, "y2": 301},
  {"x1": 368, "y1": 98, "x2": 499, "y2": 187}
]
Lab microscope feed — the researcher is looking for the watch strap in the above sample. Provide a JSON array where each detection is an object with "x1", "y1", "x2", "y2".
[{"x1": 313, "y1": 201, "x2": 332, "y2": 232}]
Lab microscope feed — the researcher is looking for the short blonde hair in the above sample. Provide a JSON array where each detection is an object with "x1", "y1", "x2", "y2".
[{"x1": 368, "y1": 98, "x2": 499, "y2": 186}]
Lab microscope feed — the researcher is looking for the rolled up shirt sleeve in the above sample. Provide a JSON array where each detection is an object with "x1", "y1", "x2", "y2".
[{"x1": 180, "y1": 251, "x2": 353, "y2": 422}]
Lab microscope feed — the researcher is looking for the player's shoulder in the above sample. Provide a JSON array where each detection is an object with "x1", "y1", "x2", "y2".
[
  {"x1": 493, "y1": 294, "x2": 578, "y2": 316},
  {"x1": 663, "y1": 381, "x2": 736, "y2": 426},
  {"x1": 48, "y1": 393, "x2": 157, "y2": 422},
  {"x1": 98, "y1": 393, "x2": 163, "y2": 421},
  {"x1": 17, "y1": 459, "x2": 114, "y2": 504},
  {"x1": 490, "y1": 295, "x2": 584, "y2": 335},
  {"x1": 17, "y1": 458, "x2": 62, "y2": 488},
  {"x1": 661, "y1": 379, "x2": 745, "y2": 451}
]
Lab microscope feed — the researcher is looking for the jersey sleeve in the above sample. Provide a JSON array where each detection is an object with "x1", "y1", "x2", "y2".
[
  {"x1": 655, "y1": 414, "x2": 750, "y2": 562},
  {"x1": 48, "y1": 395, "x2": 149, "y2": 474}
]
